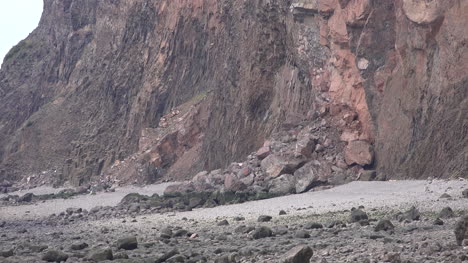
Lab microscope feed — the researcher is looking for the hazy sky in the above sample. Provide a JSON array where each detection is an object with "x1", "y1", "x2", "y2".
[{"x1": 0, "y1": 1, "x2": 43, "y2": 68}]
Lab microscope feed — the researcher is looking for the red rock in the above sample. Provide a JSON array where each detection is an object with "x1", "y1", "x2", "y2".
[
  {"x1": 344, "y1": 140, "x2": 374, "y2": 166},
  {"x1": 261, "y1": 155, "x2": 306, "y2": 178}
]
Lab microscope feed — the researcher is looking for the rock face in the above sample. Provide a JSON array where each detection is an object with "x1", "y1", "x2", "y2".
[{"x1": 0, "y1": 0, "x2": 466, "y2": 185}]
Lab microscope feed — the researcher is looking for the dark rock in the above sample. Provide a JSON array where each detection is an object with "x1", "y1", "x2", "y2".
[
  {"x1": 439, "y1": 193, "x2": 452, "y2": 199},
  {"x1": 258, "y1": 215, "x2": 272, "y2": 222},
  {"x1": 155, "y1": 248, "x2": 178, "y2": 263},
  {"x1": 113, "y1": 252, "x2": 129, "y2": 259},
  {"x1": 42, "y1": 250, "x2": 69, "y2": 262},
  {"x1": 438, "y1": 207, "x2": 455, "y2": 218},
  {"x1": 0, "y1": 249, "x2": 13, "y2": 258},
  {"x1": 327, "y1": 220, "x2": 346, "y2": 228},
  {"x1": 374, "y1": 220, "x2": 394, "y2": 232},
  {"x1": 233, "y1": 216, "x2": 245, "y2": 221},
  {"x1": 462, "y1": 189, "x2": 468, "y2": 198},
  {"x1": 70, "y1": 242, "x2": 88, "y2": 250},
  {"x1": 160, "y1": 227, "x2": 173, "y2": 239},
  {"x1": 304, "y1": 222, "x2": 323, "y2": 229},
  {"x1": 454, "y1": 215, "x2": 468, "y2": 246},
  {"x1": 251, "y1": 226, "x2": 273, "y2": 239},
  {"x1": 395, "y1": 206, "x2": 420, "y2": 222},
  {"x1": 173, "y1": 229, "x2": 188, "y2": 237},
  {"x1": 281, "y1": 245, "x2": 313, "y2": 263},
  {"x1": 88, "y1": 248, "x2": 113, "y2": 261},
  {"x1": 18, "y1": 193, "x2": 34, "y2": 202},
  {"x1": 217, "y1": 219, "x2": 229, "y2": 226},
  {"x1": 294, "y1": 230, "x2": 310, "y2": 238},
  {"x1": 0, "y1": 221, "x2": 6, "y2": 227},
  {"x1": 279, "y1": 210, "x2": 287, "y2": 215},
  {"x1": 350, "y1": 209, "x2": 368, "y2": 222},
  {"x1": 433, "y1": 218, "x2": 444, "y2": 225},
  {"x1": 116, "y1": 236, "x2": 138, "y2": 250},
  {"x1": 214, "y1": 254, "x2": 237, "y2": 263}
]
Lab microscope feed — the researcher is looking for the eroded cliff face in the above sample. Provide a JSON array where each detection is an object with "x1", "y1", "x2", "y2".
[{"x1": 0, "y1": 0, "x2": 466, "y2": 186}]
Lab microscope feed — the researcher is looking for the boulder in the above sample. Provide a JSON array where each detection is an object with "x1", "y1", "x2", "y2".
[
  {"x1": 295, "y1": 137, "x2": 316, "y2": 158},
  {"x1": 0, "y1": 249, "x2": 13, "y2": 258},
  {"x1": 281, "y1": 245, "x2": 313, "y2": 263},
  {"x1": 269, "y1": 174, "x2": 296, "y2": 195},
  {"x1": 344, "y1": 140, "x2": 374, "y2": 166},
  {"x1": 224, "y1": 174, "x2": 247, "y2": 192},
  {"x1": 42, "y1": 250, "x2": 69, "y2": 262},
  {"x1": 163, "y1": 183, "x2": 194, "y2": 197},
  {"x1": 256, "y1": 146, "x2": 271, "y2": 160},
  {"x1": 261, "y1": 155, "x2": 305, "y2": 178},
  {"x1": 18, "y1": 193, "x2": 34, "y2": 202},
  {"x1": 258, "y1": 215, "x2": 273, "y2": 222},
  {"x1": 70, "y1": 242, "x2": 88, "y2": 251},
  {"x1": 454, "y1": 215, "x2": 468, "y2": 246},
  {"x1": 88, "y1": 248, "x2": 113, "y2": 261},
  {"x1": 438, "y1": 207, "x2": 455, "y2": 219},
  {"x1": 350, "y1": 209, "x2": 368, "y2": 222},
  {"x1": 395, "y1": 206, "x2": 420, "y2": 222},
  {"x1": 293, "y1": 162, "x2": 321, "y2": 193},
  {"x1": 116, "y1": 236, "x2": 138, "y2": 250},
  {"x1": 374, "y1": 219, "x2": 394, "y2": 232},
  {"x1": 251, "y1": 226, "x2": 273, "y2": 239},
  {"x1": 462, "y1": 189, "x2": 468, "y2": 198}
]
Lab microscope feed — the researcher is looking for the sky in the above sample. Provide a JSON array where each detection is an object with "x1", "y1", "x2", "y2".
[{"x1": 0, "y1": 1, "x2": 43, "y2": 68}]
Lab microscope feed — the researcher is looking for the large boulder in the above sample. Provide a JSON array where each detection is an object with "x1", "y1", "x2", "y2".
[
  {"x1": 88, "y1": 248, "x2": 113, "y2": 261},
  {"x1": 42, "y1": 250, "x2": 69, "y2": 262},
  {"x1": 455, "y1": 215, "x2": 468, "y2": 246},
  {"x1": 224, "y1": 174, "x2": 247, "y2": 192},
  {"x1": 116, "y1": 236, "x2": 138, "y2": 250},
  {"x1": 269, "y1": 174, "x2": 296, "y2": 195},
  {"x1": 251, "y1": 226, "x2": 273, "y2": 239},
  {"x1": 261, "y1": 155, "x2": 306, "y2": 178},
  {"x1": 281, "y1": 245, "x2": 313, "y2": 263},
  {"x1": 293, "y1": 162, "x2": 321, "y2": 193},
  {"x1": 163, "y1": 183, "x2": 194, "y2": 197},
  {"x1": 344, "y1": 140, "x2": 374, "y2": 166}
]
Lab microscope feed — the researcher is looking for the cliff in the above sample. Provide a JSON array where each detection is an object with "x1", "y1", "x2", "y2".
[{"x1": 0, "y1": 0, "x2": 466, "y2": 187}]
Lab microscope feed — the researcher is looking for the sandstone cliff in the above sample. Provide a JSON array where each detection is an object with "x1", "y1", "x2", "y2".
[{"x1": 0, "y1": 0, "x2": 466, "y2": 187}]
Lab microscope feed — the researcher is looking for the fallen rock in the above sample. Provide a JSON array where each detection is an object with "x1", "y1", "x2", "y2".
[
  {"x1": 294, "y1": 230, "x2": 310, "y2": 238},
  {"x1": 269, "y1": 174, "x2": 296, "y2": 195},
  {"x1": 433, "y1": 218, "x2": 444, "y2": 226},
  {"x1": 251, "y1": 226, "x2": 273, "y2": 239},
  {"x1": 116, "y1": 236, "x2": 138, "y2": 250},
  {"x1": 294, "y1": 162, "x2": 321, "y2": 193},
  {"x1": 304, "y1": 222, "x2": 323, "y2": 229},
  {"x1": 462, "y1": 189, "x2": 468, "y2": 198},
  {"x1": 374, "y1": 219, "x2": 394, "y2": 232},
  {"x1": 261, "y1": 155, "x2": 305, "y2": 178},
  {"x1": 256, "y1": 146, "x2": 271, "y2": 160},
  {"x1": 154, "y1": 248, "x2": 178, "y2": 263},
  {"x1": 258, "y1": 215, "x2": 272, "y2": 222},
  {"x1": 88, "y1": 248, "x2": 113, "y2": 261},
  {"x1": 454, "y1": 215, "x2": 468, "y2": 246},
  {"x1": 70, "y1": 242, "x2": 89, "y2": 251},
  {"x1": 396, "y1": 206, "x2": 420, "y2": 222},
  {"x1": 438, "y1": 207, "x2": 455, "y2": 218},
  {"x1": 217, "y1": 219, "x2": 229, "y2": 226},
  {"x1": 42, "y1": 250, "x2": 69, "y2": 262},
  {"x1": 281, "y1": 245, "x2": 313, "y2": 263},
  {"x1": 295, "y1": 137, "x2": 316, "y2": 158},
  {"x1": 0, "y1": 249, "x2": 13, "y2": 258},
  {"x1": 350, "y1": 209, "x2": 368, "y2": 222},
  {"x1": 18, "y1": 193, "x2": 34, "y2": 202},
  {"x1": 344, "y1": 140, "x2": 374, "y2": 166},
  {"x1": 224, "y1": 174, "x2": 247, "y2": 192}
]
